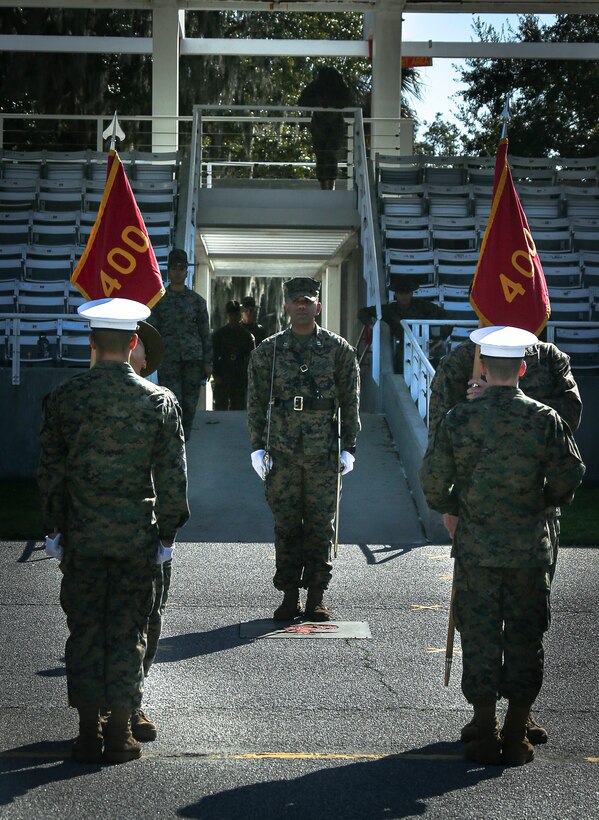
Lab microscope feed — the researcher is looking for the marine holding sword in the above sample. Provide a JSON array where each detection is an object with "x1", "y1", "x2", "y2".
[{"x1": 247, "y1": 277, "x2": 360, "y2": 622}]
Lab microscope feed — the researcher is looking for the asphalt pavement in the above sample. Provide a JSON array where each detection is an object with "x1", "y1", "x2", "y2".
[{"x1": 1, "y1": 411, "x2": 598, "y2": 819}]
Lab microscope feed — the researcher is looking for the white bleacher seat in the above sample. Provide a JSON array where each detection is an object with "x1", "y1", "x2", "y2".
[
  {"x1": 379, "y1": 184, "x2": 426, "y2": 217},
  {"x1": 554, "y1": 326, "x2": 599, "y2": 369},
  {"x1": 430, "y1": 217, "x2": 478, "y2": 251},
  {"x1": 130, "y1": 180, "x2": 178, "y2": 214},
  {"x1": 529, "y1": 224, "x2": 572, "y2": 253},
  {"x1": 439, "y1": 284, "x2": 471, "y2": 304},
  {"x1": 416, "y1": 285, "x2": 440, "y2": 302},
  {"x1": 153, "y1": 246, "x2": 171, "y2": 270},
  {"x1": 555, "y1": 157, "x2": 598, "y2": 187},
  {"x1": 44, "y1": 151, "x2": 89, "y2": 186},
  {"x1": 548, "y1": 299, "x2": 591, "y2": 323},
  {"x1": 471, "y1": 185, "x2": 494, "y2": 220},
  {"x1": 562, "y1": 186, "x2": 599, "y2": 220},
  {"x1": 67, "y1": 286, "x2": 87, "y2": 314},
  {"x1": 0, "y1": 317, "x2": 10, "y2": 361},
  {"x1": 447, "y1": 325, "x2": 472, "y2": 350},
  {"x1": 24, "y1": 252, "x2": 74, "y2": 282},
  {"x1": 0, "y1": 280, "x2": 17, "y2": 313},
  {"x1": 571, "y1": 220, "x2": 599, "y2": 253},
  {"x1": 435, "y1": 249, "x2": 479, "y2": 287},
  {"x1": 518, "y1": 186, "x2": 563, "y2": 219},
  {"x1": 147, "y1": 225, "x2": 173, "y2": 248},
  {"x1": 59, "y1": 318, "x2": 92, "y2": 366},
  {"x1": 510, "y1": 157, "x2": 556, "y2": 186},
  {"x1": 381, "y1": 215, "x2": 428, "y2": 232},
  {"x1": 17, "y1": 280, "x2": 68, "y2": 314},
  {"x1": 30, "y1": 211, "x2": 79, "y2": 247},
  {"x1": 425, "y1": 184, "x2": 471, "y2": 218},
  {"x1": 0, "y1": 188, "x2": 38, "y2": 211},
  {"x1": 7, "y1": 318, "x2": 59, "y2": 365},
  {"x1": 422, "y1": 157, "x2": 467, "y2": 187},
  {"x1": 133, "y1": 151, "x2": 178, "y2": 183},
  {"x1": 386, "y1": 249, "x2": 436, "y2": 287},
  {"x1": 581, "y1": 251, "x2": 599, "y2": 288},
  {"x1": 376, "y1": 155, "x2": 422, "y2": 187},
  {"x1": 0, "y1": 211, "x2": 31, "y2": 246},
  {"x1": 1, "y1": 151, "x2": 43, "y2": 184},
  {"x1": 440, "y1": 300, "x2": 476, "y2": 321},
  {"x1": 37, "y1": 181, "x2": 83, "y2": 212},
  {"x1": 384, "y1": 226, "x2": 430, "y2": 251}
]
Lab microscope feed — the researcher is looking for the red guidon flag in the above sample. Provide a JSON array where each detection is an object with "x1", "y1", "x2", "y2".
[
  {"x1": 470, "y1": 138, "x2": 550, "y2": 335},
  {"x1": 71, "y1": 149, "x2": 164, "y2": 307}
]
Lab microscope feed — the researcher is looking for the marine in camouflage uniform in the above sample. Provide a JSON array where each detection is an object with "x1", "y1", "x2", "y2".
[
  {"x1": 149, "y1": 248, "x2": 213, "y2": 441},
  {"x1": 420, "y1": 326, "x2": 585, "y2": 766},
  {"x1": 358, "y1": 276, "x2": 451, "y2": 372},
  {"x1": 38, "y1": 299, "x2": 189, "y2": 764},
  {"x1": 247, "y1": 277, "x2": 360, "y2": 620},
  {"x1": 428, "y1": 333, "x2": 583, "y2": 747},
  {"x1": 241, "y1": 296, "x2": 267, "y2": 346},
  {"x1": 212, "y1": 301, "x2": 256, "y2": 410}
]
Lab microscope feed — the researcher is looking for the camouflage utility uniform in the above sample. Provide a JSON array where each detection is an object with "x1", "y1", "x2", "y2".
[
  {"x1": 358, "y1": 298, "x2": 451, "y2": 372},
  {"x1": 420, "y1": 386, "x2": 585, "y2": 706},
  {"x1": 149, "y1": 286, "x2": 212, "y2": 439},
  {"x1": 212, "y1": 323, "x2": 255, "y2": 410},
  {"x1": 428, "y1": 340, "x2": 582, "y2": 573},
  {"x1": 38, "y1": 361, "x2": 189, "y2": 711},
  {"x1": 247, "y1": 325, "x2": 360, "y2": 591}
]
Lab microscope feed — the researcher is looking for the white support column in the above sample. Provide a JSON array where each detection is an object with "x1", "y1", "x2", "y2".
[
  {"x1": 151, "y1": 7, "x2": 182, "y2": 152},
  {"x1": 194, "y1": 240, "x2": 213, "y2": 410},
  {"x1": 369, "y1": 9, "x2": 404, "y2": 159},
  {"x1": 322, "y1": 264, "x2": 342, "y2": 336}
]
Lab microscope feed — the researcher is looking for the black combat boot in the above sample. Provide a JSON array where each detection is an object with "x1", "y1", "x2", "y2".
[
  {"x1": 502, "y1": 702, "x2": 535, "y2": 766},
  {"x1": 103, "y1": 708, "x2": 142, "y2": 764},
  {"x1": 304, "y1": 587, "x2": 333, "y2": 621},
  {"x1": 273, "y1": 589, "x2": 303, "y2": 621},
  {"x1": 72, "y1": 705, "x2": 103, "y2": 764},
  {"x1": 462, "y1": 707, "x2": 548, "y2": 745},
  {"x1": 463, "y1": 704, "x2": 502, "y2": 765}
]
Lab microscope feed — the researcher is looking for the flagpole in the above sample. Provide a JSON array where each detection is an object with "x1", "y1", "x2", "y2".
[{"x1": 444, "y1": 97, "x2": 512, "y2": 686}]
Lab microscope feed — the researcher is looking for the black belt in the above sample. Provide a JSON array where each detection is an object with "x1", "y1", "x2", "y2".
[{"x1": 274, "y1": 396, "x2": 336, "y2": 412}]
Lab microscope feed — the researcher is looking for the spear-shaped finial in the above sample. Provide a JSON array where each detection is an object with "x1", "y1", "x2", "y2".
[
  {"x1": 102, "y1": 111, "x2": 126, "y2": 151},
  {"x1": 500, "y1": 97, "x2": 511, "y2": 139}
]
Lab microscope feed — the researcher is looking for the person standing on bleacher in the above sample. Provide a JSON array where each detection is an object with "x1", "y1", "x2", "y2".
[{"x1": 149, "y1": 248, "x2": 212, "y2": 442}]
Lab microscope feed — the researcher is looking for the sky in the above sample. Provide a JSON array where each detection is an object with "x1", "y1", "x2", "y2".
[{"x1": 401, "y1": 13, "x2": 556, "y2": 137}]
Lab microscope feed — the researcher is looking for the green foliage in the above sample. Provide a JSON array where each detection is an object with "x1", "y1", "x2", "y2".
[
  {"x1": 415, "y1": 113, "x2": 465, "y2": 156},
  {"x1": 456, "y1": 14, "x2": 599, "y2": 156}
]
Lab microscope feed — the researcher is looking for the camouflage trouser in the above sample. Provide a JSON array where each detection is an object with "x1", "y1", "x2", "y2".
[
  {"x1": 144, "y1": 560, "x2": 172, "y2": 676},
  {"x1": 213, "y1": 380, "x2": 248, "y2": 411},
  {"x1": 60, "y1": 553, "x2": 155, "y2": 710},
  {"x1": 158, "y1": 360, "x2": 204, "y2": 439},
  {"x1": 264, "y1": 450, "x2": 339, "y2": 591},
  {"x1": 453, "y1": 560, "x2": 551, "y2": 706}
]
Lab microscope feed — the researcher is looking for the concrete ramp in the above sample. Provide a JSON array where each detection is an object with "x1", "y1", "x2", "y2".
[{"x1": 183, "y1": 411, "x2": 426, "y2": 545}]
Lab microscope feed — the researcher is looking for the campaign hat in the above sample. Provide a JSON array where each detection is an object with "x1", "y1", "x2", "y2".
[{"x1": 135, "y1": 320, "x2": 164, "y2": 377}]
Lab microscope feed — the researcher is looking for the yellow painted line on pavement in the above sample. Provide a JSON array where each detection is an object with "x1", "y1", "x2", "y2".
[
  {"x1": 426, "y1": 647, "x2": 461, "y2": 655},
  {"x1": 411, "y1": 604, "x2": 444, "y2": 611},
  {"x1": 438, "y1": 574, "x2": 454, "y2": 581},
  {"x1": 584, "y1": 756, "x2": 599, "y2": 763},
  {"x1": 427, "y1": 554, "x2": 451, "y2": 560}
]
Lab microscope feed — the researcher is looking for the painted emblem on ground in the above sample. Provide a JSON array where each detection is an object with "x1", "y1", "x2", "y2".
[{"x1": 239, "y1": 620, "x2": 372, "y2": 639}]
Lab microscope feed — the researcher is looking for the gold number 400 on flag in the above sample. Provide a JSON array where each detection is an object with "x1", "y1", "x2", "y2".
[
  {"x1": 101, "y1": 226, "x2": 150, "y2": 297},
  {"x1": 500, "y1": 229, "x2": 538, "y2": 304}
]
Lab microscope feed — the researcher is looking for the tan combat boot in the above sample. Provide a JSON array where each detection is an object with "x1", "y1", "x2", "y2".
[
  {"x1": 103, "y1": 707, "x2": 142, "y2": 764},
  {"x1": 304, "y1": 587, "x2": 333, "y2": 622},
  {"x1": 130, "y1": 708, "x2": 158, "y2": 742},
  {"x1": 273, "y1": 589, "x2": 303, "y2": 621},
  {"x1": 72, "y1": 705, "x2": 103, "y2": 764},
  {"x1": 462, "y1": 708, "x2": 548, "y2": 744},
  {"x1": 463, "y1": 704, "x2": 502, "y2": 765},
  {"x1": 502, "y1": 702, "x2": 535, "y2": 766}
]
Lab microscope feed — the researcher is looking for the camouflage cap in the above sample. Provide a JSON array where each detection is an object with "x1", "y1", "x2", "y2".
[
  {"x1": 284, "y1": 277, "x2": 321, "y2": 302},
  {"x1": 225, "y1": 300, "x2": 241, "y2": 314},
  {"x1": 135, "y1": 320, "x2": 164, "y2": 378},
  {"x1": 241, "y1": 296, "x2": 256, "y2": 310}
]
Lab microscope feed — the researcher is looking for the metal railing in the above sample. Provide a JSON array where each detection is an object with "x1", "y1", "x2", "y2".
[{"x1": 401, "y1": 318, "x2": 599, "y2": 427}]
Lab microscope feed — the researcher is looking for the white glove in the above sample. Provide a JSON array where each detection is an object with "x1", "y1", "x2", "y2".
[
  {"x1": 251, "y1": 449, "x2": 272, "y2": 480},
  {"x1": 45, "y1": 532, "x2": 64, "y2": 561},
  {"x1": 156, "y1": 541, "x2": 175, "y2": 565},
  {"x1": 340, "y1": 451, "x2": 355, "y2": 475}
]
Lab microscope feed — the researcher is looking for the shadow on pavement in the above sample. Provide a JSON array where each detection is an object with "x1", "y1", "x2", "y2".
[
  {"x1": 0, "y1": 740, "x2": 101, "y2": 809},
  {"x1": 178, "y1": 743, "x2": 502, "y2": 819},
  {"x1": 155, "y1": 623, "x2": 248, "y2": 662}
]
